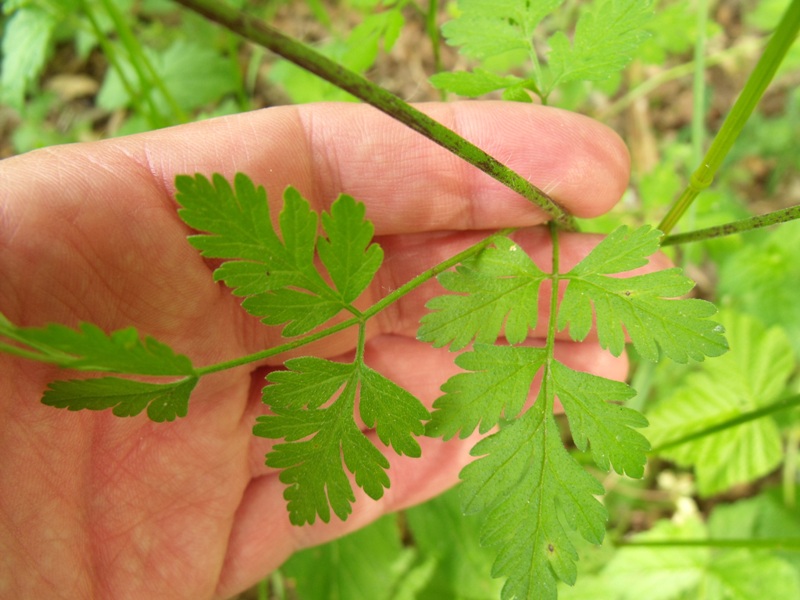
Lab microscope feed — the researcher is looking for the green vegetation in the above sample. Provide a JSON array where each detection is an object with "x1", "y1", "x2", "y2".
[{"x1": 1, "y1": 1, "x2": 799, "y2": 599}]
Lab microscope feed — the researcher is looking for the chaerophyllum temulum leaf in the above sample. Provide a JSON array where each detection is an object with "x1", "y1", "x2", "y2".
[{"x1": 419, "y1": 224, "x2": 727, "y2": 599}]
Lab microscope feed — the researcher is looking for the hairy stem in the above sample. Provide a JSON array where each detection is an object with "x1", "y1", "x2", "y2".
[
  {"x1": 660, "y1": 205, "x2": 800, "y2": 246},
  {"x1": 658, "y1": 0, "x2": 800, "y2": 234},
  {"x1": 170, "y1": 0, "x2": 575, "y2": 230}
]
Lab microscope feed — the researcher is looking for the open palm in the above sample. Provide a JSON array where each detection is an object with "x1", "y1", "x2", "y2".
[{"x1": 0, "y1": 102, "x2": 648, "y2": 598}]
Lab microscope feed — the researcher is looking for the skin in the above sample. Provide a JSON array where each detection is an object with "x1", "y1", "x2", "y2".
[{"x1": 0, "y1": 102, "x2": 666, "y2": 599}]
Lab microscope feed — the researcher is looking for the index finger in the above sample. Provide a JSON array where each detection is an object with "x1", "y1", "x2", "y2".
[{"x1": 14, "y1": 101, "x2": 629, "y2": 235}]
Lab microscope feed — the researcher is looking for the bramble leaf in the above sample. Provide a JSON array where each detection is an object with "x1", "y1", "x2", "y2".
[
  {"x1": 254, "y1": 357, "x2": 429, "y2": 524},
  {"x1": 418, "y1": 236, "x2": 547, "y2": 350},
  {"x1": 646, "y1": 311, "x2": 793, "y2": 496},
  {"x1": 557, "y1": 225, "x2": 728, "y2": 362},
  {"x1": 175, "y1": 173, "x2": 382, "y2": 336},
  {"x1": 0, "y1": 315, "x2": 194, "y2": 376},
  {"x1": 547, "y1": 0, "x2": 654, "y2": 90},
  {"x1": 42, "y1": 376, "x2": 198, "y2": 422}
]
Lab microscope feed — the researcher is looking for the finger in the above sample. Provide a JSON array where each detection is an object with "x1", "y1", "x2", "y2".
[{"x1": 3, "y1": 102, "x2": 629, "y2": 237}]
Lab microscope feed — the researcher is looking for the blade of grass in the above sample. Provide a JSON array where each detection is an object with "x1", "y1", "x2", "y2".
[
  {"x1": 98, "y1": 0, "x2": 187, "y2": 124},
  {"x1": 170, "y1": 0, "x2": 576, "y2": 230},
  {"x1": 658, "y1": 0, "x2": 800, "y2": 235},
  {"x1": 650, "y1": 393, "x2": 800, "y2": 454}
]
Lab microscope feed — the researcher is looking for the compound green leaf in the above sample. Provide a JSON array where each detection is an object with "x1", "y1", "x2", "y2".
[
  {"x1": 265, "y1": 357, "x2": 354, "y2": 410},
  {"x1": 426, "y1": 344, "x2": 546, "y2": 440},
  {"x1": 646, "y1": 311, "x2": 793, "y2": 496},
  {"x1": 0, "y1": 316, "x2": 194, "y2": 376},
  {"x1": 551, "y1": 360, "x2": 648, "y2": 478},
  {"x1": 359, "y1": 366, "x2": 430, "y2": 457},
  {"x1": 461, "y1": 400, "x2": 606, "y2": 599},
  {"x1": 440, "y1": 0, "x2": 564, "y2": 60},
  {"x1": 419, "y1": 236, "x2": 547, "y2": 350},
  {"x1": 557, "y1": 225, "x2": 728, "y2": 362},
  {"x1": 429, "y1": 69, "x2": 526, "y2": 97},
  {"x1": 318, "y1": 194, "x2": 384, "y2": 304},
  {"x1": 254, "y1": 357, "x2": 428, "y2": 524},
  {"x1": 547, "y1": 0, "x2": 654, "y2": 91},
  {"x1": 175, "y1": 173, "x2": 381, "y2": 336},
  {"x1": 42, "y1": 376, "x2": 198, "y2": 422}
]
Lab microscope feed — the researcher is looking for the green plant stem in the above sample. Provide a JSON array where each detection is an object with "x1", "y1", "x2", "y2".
[
  {"x1": 194, "y1": 228, "x2": 515, "y2": 376},
  {"x1": 169, "y1": 0, "x2": 576, "y2": 230},
  {"x1": 425, "y1": 0, "x2": 444, "y2": 76},
  {"x1": 658, "y1": 0, "x2": 800, "y2": 235},
  {"x1": 617, "y1": 538, "x2": 800, "y2": 550},
  {"x1": 691, "y1": 0, "x2": 708, "y2": 170},
  {"x1": 650, "y1": 393, "x2": 800, "y2": 454},
  {"x1": 660, "y1": 204, "x2": 800, "y2": 246},
  {"x1": 688, "y1": 0, "x2": 709, "y2": 237}
]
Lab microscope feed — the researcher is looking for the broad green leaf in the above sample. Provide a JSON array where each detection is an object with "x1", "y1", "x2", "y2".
[
  {"x1": 0, "y1": 5, "x2": 58, "y2": 110},
  {"x1": 96, "y1": 38, "x2": 238, "y2": 113},
  {"x1": 551, "y1": 361, "x2": 648, "y2": 478},
  {"x1": 719, "y1": 221, "x2": 800, "y2": 355},
  {"x1": 42, "y1": 376, "x2": 198, "y2": 422},
  {"x1": 557, "y1": 225, "x2": 728, "y2": 362},
  {"x1": 595, "y1": 517, "x2": 800, "y2": 600},
  {"x1": 281, "y1": 514, "x2": 409, "y2": 600},
  {"x1": 254, "y1": 357, "x2": 428, "y2": 524},
  {"x1": 426, "y1": 344, "x2": 547, "y2": 440},
  {"x1": 440, "y1": 0, "x2": 565, "y2": 60},
  {"x1": 461, "y1": 400, "x2": 606, "y2": 599},
  {"x1": 405, "y1": 488, "x2": 504, "y2": 600},
  {"x1": 547, "y1": 0, "x2": 654, "y2": 91},
  {"x1": 175, "y1": 173, "x2": 381, "y2": 336},
  {"x1": 318, "y1": 194, "x2": 384, "y2": 304},
  {"x1": 0, "y1": 316, "x2": 194, "y2": 376},
  {"x1": 429, "y1": 69, "x2": 526, "y2": 97},
  {"x1": 601, "y1": 518, "x2": 711, "y2": 600},
  {"x1": 647, "y1": 311, "x2": 794, "y2": 496},
  {"x1": 419, "y1": 236, "x2": 547, "y2": 350}
]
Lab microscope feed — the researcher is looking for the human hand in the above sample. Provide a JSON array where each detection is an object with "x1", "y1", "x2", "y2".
[{"x1": 0, "y1": 102, "x2": 651, "y2": 598}]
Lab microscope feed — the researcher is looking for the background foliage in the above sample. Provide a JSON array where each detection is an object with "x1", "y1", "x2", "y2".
[{"x1": 1, "y1": 0, "x2": 799, "y2": 599}]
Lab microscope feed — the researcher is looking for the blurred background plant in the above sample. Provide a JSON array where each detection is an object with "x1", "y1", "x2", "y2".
[{"x1": 1, "y1": 1, "x2": 798, "y2": 598}]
